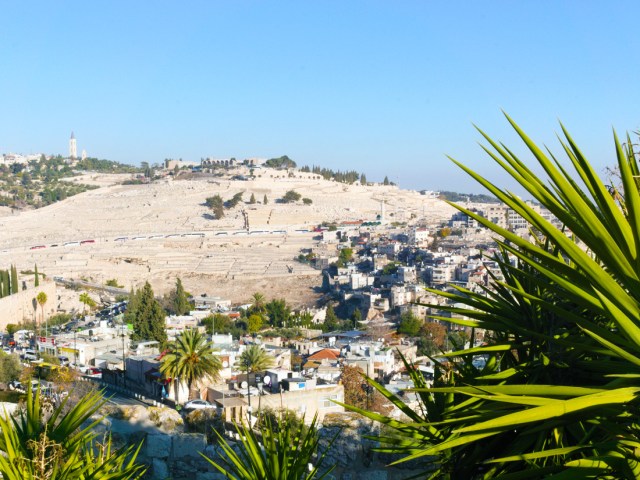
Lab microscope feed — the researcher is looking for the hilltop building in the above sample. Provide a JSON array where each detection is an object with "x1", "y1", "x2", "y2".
[{"x1": 69, "y1": 132, "x2": 77, "y2": 159}]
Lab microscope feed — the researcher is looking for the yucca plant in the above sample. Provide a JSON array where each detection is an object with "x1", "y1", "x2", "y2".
[
  {"x1": 0, "y1": 387, "x2": 146, "y2": 479},
  {"x1": 342, "y1": 115, "x2": 640, "y2": 479},
  {"x1": 202, "y1": 413, "x2": 338, "y2": 480}
]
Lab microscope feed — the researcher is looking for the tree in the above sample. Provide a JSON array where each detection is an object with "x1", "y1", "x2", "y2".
[
  {"x1": 105, "y1": 278, "x2": 123, "y2": 288},
  {"x1": 263, "y1": 194, "x2": 268, "y2": 204},
  {"x1": 205, "y1": 194, "x2": 224, "y2": 219},
  {"x1": 236, "y1": 345, "x2": 275, "y2": 375},
  {"x1": 249, "y1": 292, "x2": 266, "y2": 315},
  {"x1": 34, "y1": 263, "x2": 39, "y2": 287},
  {"x1": 0, "y1": 352, "x2": 22, "y2": 383},
  {"x1": 203, "y1": 413, "x2": 336, "y2": 480},
  {"x1": 360, "y1": 173, "x2": 367, "y2": 185},
  {"x1": 282, "y1": 190, "x2": 302, "y2": 203},
  {"x1": 397, "y1": 311, "x2": 422, "y2": 336},
  {"x1": 383, "y1": 175, "x2": 390, "y2": 185},
  {"x1": 0, "y1": 388, "x2": 146, "y2": 479},
  {"x1": 417, "y1": 321, "x2": 447, "y2": 355},
  {"x1": 340, "y1": 364, "x2": 391, "y2": 415},
  {"x1": 36, "y1": 291, "x2": 47, "y2": 334},
  {"x1": 160, "y1": 328, "x2": 222, "y2": 403},
  {"x1": 247, "y1": 314, "x2": 263, "y2": 334},
  {"x1": 249, "y1": 193, "x2": 256, "y2": 204},
  {"x1": 345, "y1": 117, "x2": 640, "y2": 478},
  {"x1": 351, "y1": 308, "x2": 362, "y2": 329},
  {"x1": 10, "y1": 264, "x2": 18, "y2": 294},
  {"x1": 131, "y1": 282, "x2": 167, "y2": 346},
  {"x1": 172, "y1": 277, "x2": 191, "y2": 315},
  {"x1": 79, "y1": 292, "x2": 96, "y2": 316},
  {"x1": 302, "y1": 197, "x2": 312, "y2": 205},
  {"x1": 265, "y1": 299, "x2": 291, "y2": 328},
  {"x1": 322, "y1": 304, "x2": 340, "y2": 333}
]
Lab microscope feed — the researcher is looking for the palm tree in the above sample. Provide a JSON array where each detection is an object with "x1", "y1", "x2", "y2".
[
  {"x1": 250, "y1": 292, "x2": 266, "y2": 315},
  {"x1": 236, "y1": 345, "x2": 275, "y2": 422},
  {"x1": 160, "y1": 328, "x2": 222, "y2": 403},
  {"x1": 236, "y1": 344, "x2": 276, "y2": 375},
  {"x1": 36, "y1": 291, "x2": 47, "y2": 336},
  {"x1": 0, "y1": 387, "x2": 146, "y2": 479},
  {"x1": 79, "y1": 292, "x2": 96, "y2": 317},
  {"x1": 342, "y1": 117, "x2": 640, "y2": 478}
]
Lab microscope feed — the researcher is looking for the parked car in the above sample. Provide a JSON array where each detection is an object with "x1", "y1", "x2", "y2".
[
  {"x1": 85, "y1": 368, "x2": 102, "y2": 378},
  {"x1": 183, "y1": 399, "x2": 215, "y2": 410}
]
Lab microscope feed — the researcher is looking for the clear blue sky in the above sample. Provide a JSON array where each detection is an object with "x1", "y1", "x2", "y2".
[{"x1": 2, "y1": 1, "x2": 639, "y2": 192}]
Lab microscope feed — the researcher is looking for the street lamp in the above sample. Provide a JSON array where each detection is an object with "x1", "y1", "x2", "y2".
[
  {"x1": 256, "y1": 378, "x2": 263, "y2": 419},
  {"x1": 245, "y1": 359, "x2": 252, "y2": 425},
  {"x1": 73, "y1": 328, "x2": 77, "y2": 365}
]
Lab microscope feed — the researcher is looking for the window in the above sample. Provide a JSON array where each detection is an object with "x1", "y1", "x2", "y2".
[{"x1": 321, "y1": 394, "x2": 339, "y2": 408}]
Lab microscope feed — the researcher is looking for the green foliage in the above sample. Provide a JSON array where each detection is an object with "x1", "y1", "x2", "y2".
[
  {"x1": 383, "y1": 175, "x2": 390, "y2": 185},
  {"x1": 128, "y1": 282, "x2": 168, "y2": 346},
  {"x1": 236, "y1": 345, "x2": 275, "y2": 374},
  {"x1": 205, "y1": 194, "x2": 224, "y2": 219},
  {"x1": 201, "y1": 313, "x2": 235, "y2": 335},
  {"x1": 301, "y1": 165, "x2": 365, "y2": 184},
  {"x1": 438, "y1": 190, "x2": 499, "y2": 203},
  {"x1": 265, "y1": 299, "x2": 291, "y2": 328},
  {"x1": 75, "y1": 157, "x2": 139, "y2": 173},
  {"x1": 322, "y1": 304, "x2": 342, "y2": 333},
  {"x1": 302, "y1": 197, "x2": 312, "y2": 205},
  {"x1": 281, "y1": 190, "x2": 301, "y2": 203},
  {"x1": 0, "y1": 270, "x2": 9, "y2": 298},
  {"x1": 160, "y1": 329, "x2": 222, "y2": 403},
  {"x1": 263, "y1": 194, "x2": 268, "y2": 205},
  {"x1": 172, "y1": 278, "x2": 191, "y2": 315},
  {"x1": 79, "y1": 292, "x2": 96, "y2": 315},
  {"x1": 397, "y1": 311, "x2": 422, "y2": 336},
  {"x1": 347, "y1": 117, "x2": 640, "y2": 478},
  {"x1": 203, "y1": 413, "x2": 336, "y2": 480},
  {"x1": 10, "y1": 265, "x2": 18, "y2": 295},
  {"x1": 249, "y1": 193, "x2": 256, "y2": 204},
  {"x1": 34, "y1": 264, "x2": 39, "y2": 287},
  {"x1": 264, "y1": 155, "x2": 297, "y2": 169},
  {"x1": 5, "y1": 323, "x2": 18, "y2": 336},
  {"x1": 0, "y1": 352, "x2": 22, "y2": 383},
  {"x1": 0, "y1": 387, "x2": 146, "y2": 479},
  {"x1": 105, "y1": 278, "x2": 123, "y2": 288},
  {"x1": 226, "y1": 191, "x2": 244, "y2": 208},
  {"x1": 247, "y1": 314, "x2": 263, "y2": 333}
]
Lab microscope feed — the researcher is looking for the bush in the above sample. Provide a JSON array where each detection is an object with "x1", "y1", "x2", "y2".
[{"x1": 282, "y1": 190, "x2": 301, "y2": 203}]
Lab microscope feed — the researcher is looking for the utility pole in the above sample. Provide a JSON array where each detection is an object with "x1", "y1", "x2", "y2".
[{"x1": 121, "y1": 331, "x2": 127, "y2": 388}]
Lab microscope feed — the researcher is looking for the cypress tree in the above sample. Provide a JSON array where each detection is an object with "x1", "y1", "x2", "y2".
[
  {"x1": 0, "y1": 270, "x2": 5, "y2": 298},
  {"x1": 263, "y1": 194, "x2": 268, "y2": 205},
  {"x1": 10, "y1": 265, "x2": 18, "y2": 295},
  {"x1": 2, "y1": 270, "x2": 10, "y2": 298},
  {"x1": 34, "y1": 264, "x2": 39, "y2": 287},
  {"x1": 132, "y1": 282, "x2": 167, "y2": 346},
  {"x1": 173, "y1": 278, "x2": 190, "y2": 316}
]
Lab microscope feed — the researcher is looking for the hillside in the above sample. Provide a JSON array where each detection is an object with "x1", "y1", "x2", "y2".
[{"x1": 0, "y1": 172, "x2": 456, "y2": 306}]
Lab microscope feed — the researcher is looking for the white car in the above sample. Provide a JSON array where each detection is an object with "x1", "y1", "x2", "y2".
[{"x1": 183, "y1": 399, "x2": 215, "y2": 410}]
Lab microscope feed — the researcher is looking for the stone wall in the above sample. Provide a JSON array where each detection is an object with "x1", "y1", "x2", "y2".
[
  {"x1": 108, "y1": 411, "x2": 425, "y2": 480},
  {"x1": 0, "y1": 280, "x2": 57, "y2": 328}
]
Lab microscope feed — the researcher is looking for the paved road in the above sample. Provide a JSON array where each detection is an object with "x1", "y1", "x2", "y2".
[{"x1": 100, "y1": 385, "x2": 153, "y2": 407}]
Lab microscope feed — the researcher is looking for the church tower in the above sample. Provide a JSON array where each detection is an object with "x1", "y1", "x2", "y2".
[{"x1": 69, "y1": 132, "x2": 77, "y2": 159}]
